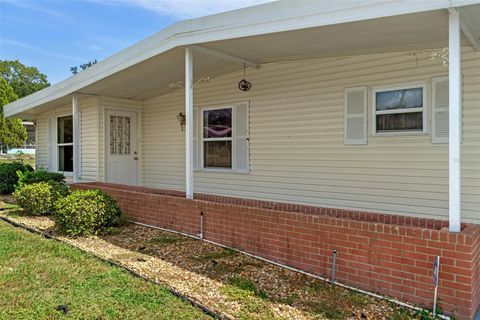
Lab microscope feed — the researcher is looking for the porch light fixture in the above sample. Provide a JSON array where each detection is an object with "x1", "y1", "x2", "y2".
[
  {"x1": 238, "y1": 62, "x2": 252, "y2": 92},
  {"x1": 176, "y1": 112, "x2": 186, "y2": 131}
]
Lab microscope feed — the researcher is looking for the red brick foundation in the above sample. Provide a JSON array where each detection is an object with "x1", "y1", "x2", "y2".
[{"x1": 73, "y1": 182, "x2": 480, "y2": 319}]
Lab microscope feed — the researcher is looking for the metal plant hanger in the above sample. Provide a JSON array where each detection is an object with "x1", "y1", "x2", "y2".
[{"x1": 238, "y1": 62, "x2": 252, "y2": 92}]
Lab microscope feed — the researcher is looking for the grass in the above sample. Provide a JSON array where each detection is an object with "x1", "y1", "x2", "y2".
[
  {"x1": 0, "y1": 220, "x2": 211, "y2": 320},
  {"x1": 0, "y1": 202, "x2": 18, "y2": 211},
  {"x1": 227, "y1": 276, "x2": 268, "y2": 299},
  {"x1": 0, "y1": 155, "x2": 35, "y2": 168},
  {"x1": 221, "y1": 277, "x2": 276, "y2": 320}
]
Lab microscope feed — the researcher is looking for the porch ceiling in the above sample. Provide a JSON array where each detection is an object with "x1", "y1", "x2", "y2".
[
  {"x1": 80, "y1": 9, "x2": 468, "y2": 101},
  {"x1": 6, "y1": 2, "x2": 479, "y2": 119}
]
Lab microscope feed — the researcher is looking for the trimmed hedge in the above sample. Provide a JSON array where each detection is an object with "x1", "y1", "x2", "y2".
[
  {"x1": 55, "y1": 189, "x2": 121, "y2": 236},
  {"x1": 16, "y1": 169, "x2": 65, "y2": 189},
  {"x1": 0, "y1": 162, "x2": 33, "y2": 194},
  {"x1": 13, "y1": 181, "x2": 70, "y2": 216}
]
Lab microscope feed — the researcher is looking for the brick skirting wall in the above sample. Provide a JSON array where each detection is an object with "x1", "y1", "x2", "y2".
[{"x1": 72, "y1": 182, "x2": 480, "y2": 319}]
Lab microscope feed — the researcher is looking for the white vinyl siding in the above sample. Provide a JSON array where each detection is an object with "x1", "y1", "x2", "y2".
[
  {"x1": 35, "y1": 97, "x2": 101, "y2": 182},
  {"x1": 79, "y1": 96, "x2": 99, "y2": 181},
  {"x1": 34, "y1": 47, "x2": 480, "y2": 224},
  {"x1": 142, "y1": 47, "x2": 480, "y2": 224}
]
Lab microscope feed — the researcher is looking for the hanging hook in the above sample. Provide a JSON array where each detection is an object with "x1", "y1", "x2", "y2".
[{"x1": 238, "y1": 61, "x2": 252, "y2": 92}]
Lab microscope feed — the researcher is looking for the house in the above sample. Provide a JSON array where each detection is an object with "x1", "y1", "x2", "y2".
[{"x1": 4, "y1": 1, "x2": 480, "y2": 318}]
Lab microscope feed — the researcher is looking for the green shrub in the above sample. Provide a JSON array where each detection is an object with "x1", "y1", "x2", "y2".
[
  {"x1": 0, "y1": 162, "x2": 33, "y2": 194},
  {"x1": 55, "y1": 189, "x2": 121, "y2": 236},
  {"x1": 13, "y1": 181, "x2": 70, "y2": 215},
  {"x1": 16, "y1": 169, "x2": 65, "y2": 189}
]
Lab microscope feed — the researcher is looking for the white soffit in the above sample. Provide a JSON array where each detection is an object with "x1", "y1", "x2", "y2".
[{"x1": 5, "y1": 0, "x2": 480, "y2": 117}]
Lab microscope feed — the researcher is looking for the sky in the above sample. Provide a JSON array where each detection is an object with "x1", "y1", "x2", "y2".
[{"x1": 0, "y1": 0, "x2": 271, "y2": 84}]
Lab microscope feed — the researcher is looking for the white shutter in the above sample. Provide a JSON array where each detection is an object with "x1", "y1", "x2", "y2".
[
  {"x1": 193, "y1": 107, "x2": 199, "y2": 171},
  {"x1": 432, "y1": 76, "x2": 449, "y2": 144},
  {"x1": 47, "y1": 117, "x2": 55, "y2": 171},
  {"x1": 344, "y1": 87, "x2": 368, "y2": 145},
  {"x1": 234, "y1": 101, "x2": 250, "y2": 173}
]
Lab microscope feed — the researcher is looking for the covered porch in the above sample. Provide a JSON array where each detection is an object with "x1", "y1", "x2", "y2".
[{"x1": 50, "y1": 4, "x2": 479, "y2": 231}]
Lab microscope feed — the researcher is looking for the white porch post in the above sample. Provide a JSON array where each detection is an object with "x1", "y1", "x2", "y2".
[
  {"x1": 185, "y1": 47, "x2": 194, "y2": 199},
  {"x1": 448, "y1": 9, "x2": 461, "y2": 233},
  {"x1": 72, "y1": 94, "x2": 80, "y2": 183}
]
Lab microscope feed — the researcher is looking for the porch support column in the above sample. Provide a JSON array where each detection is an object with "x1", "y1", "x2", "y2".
[
  {"x1": 448, "y1": 8, "x2": 462, "y2": 233},
  {"x1": 185, "y1": 47, "x2": 194, "y2": 199},
  {"x1": 72, "y1": 94, "x2": 80, "y2": 183}
]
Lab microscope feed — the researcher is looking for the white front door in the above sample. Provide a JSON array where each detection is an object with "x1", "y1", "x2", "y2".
[{"x1": 106, "y1": 109, "x2": 139, "y2": 185}]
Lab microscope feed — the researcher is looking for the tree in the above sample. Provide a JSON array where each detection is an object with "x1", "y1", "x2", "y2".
[
  {"x1": 0, "y1": 60, "x2": 49, "y2": 152},
  {"x1": 0, "y1": 78, "x2": 27, "y2": 152},
  {"x1": 70, "y1": 59, "x2": 97, "y2": 74},
  {"x1": 0, "y1": 60, "x2": 50, "y2": 98}
]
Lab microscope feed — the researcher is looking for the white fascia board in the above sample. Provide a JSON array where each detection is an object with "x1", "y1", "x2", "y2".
[{"x1": 5, "y1": 0, "x2": 479, "y2": 118}]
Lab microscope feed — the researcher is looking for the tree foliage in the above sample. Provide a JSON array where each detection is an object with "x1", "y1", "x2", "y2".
[
  {"x1": 0, "y1": 60, "x2": 50, "y2": 98},
  {"x1": 0, "y1": 78, "x2": 27, "y2": 151},
  {"x1": 70, "y1": 59, "x2": 98, "y2": 74},
  {"x1": 0, "y1": 60, "x2": 49, "y2": 151}
]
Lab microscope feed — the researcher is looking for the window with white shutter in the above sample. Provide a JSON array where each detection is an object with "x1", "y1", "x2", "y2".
[
  {"x1": 344, "y1": 87, "x2": 368, "y2": 145},
  {"x1": 432, "y1": 76, "x2": 449, "y2": 144},
  {"x1": 198, "y1": 101, "x2": 249, "y2": 173}
]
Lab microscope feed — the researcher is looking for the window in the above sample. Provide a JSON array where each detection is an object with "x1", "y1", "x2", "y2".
[
  {"x1": 202, "y1": 108, "x2": 232, "y2": 169},
  {"x1": 57, "y1": 115, "x2": 73, "y2": 172},
  {"x1": 109, "y1": 115, "x2": 131, "y2": 155},
  {"x1": 372, "y1": 84, "x2": 426, "y2": 134}
]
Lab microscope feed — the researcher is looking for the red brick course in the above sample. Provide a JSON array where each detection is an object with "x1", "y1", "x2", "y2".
[{"x1": 73, "y1": 182, "x2": 480, "y2": 320}]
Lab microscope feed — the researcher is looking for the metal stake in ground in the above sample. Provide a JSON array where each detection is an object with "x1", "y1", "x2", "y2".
[
  {"x1": 199, "y1": 211, "x2": 204, "y2": 239},
  {"x1": 432, "y1": 255, "x2": 440, "y2": 319},
  {"x1": 332, "y1": 249, "x2": 337, "y2": 286}
]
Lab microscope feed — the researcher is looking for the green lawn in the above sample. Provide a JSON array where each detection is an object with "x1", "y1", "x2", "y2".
[
  {"x1": 0, "y1": 155, "x2": 35, "y2": 168},
  {"x1": 0, "y1": 220, "x2": 211, "y2": 320}
]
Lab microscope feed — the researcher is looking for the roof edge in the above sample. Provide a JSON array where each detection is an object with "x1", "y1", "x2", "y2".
[{"x1": 5, "y1": 0, "x2": 478, "y2": 118}]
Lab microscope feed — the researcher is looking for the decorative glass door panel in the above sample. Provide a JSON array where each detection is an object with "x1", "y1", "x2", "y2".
[{"x1": 110, "y1": 115, "x2": 131, "y2": 155}]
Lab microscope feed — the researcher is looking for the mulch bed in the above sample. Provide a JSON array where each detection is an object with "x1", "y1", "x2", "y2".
[{"x1": 0, "y1": 203, "x2": 416, "y2": 320}]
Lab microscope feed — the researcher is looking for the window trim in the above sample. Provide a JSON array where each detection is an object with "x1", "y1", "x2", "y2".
[
  {"x1": 371, "y1": 83, "x2": 428, "y2": 136},
  {"x1": 199, "y1": 105, "x2": 235, "y2": 172},
  {"x1": 55, "y1": 114, "x2": 74, "y2": 176}
]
